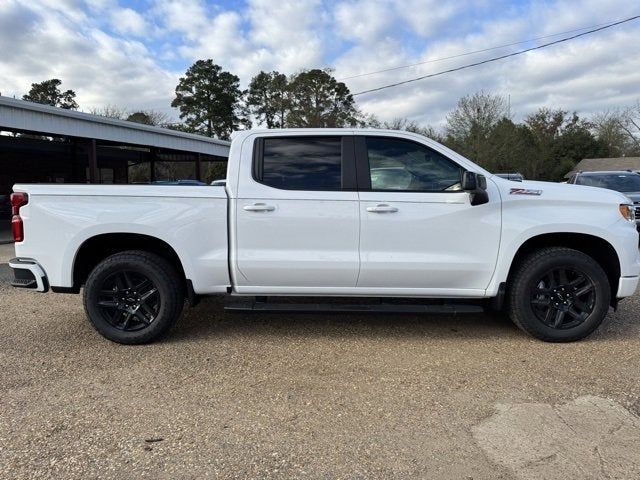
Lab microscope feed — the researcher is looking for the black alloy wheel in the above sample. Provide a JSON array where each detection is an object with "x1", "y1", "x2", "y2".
[
  {"x1": 530, "y1": 267, "x2": 596, "y2": 330},
  {"x1": 83, "y1": 250, "x2": 184, "y2": 344},
  {"x1": 508, "y1": 247, "x2": 610, "y2": 342},
  {"x1": 97, "y1": 270, "x2": 160, "y2": 332}
]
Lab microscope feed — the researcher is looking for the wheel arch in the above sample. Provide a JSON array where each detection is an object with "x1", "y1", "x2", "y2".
[
  {"x1": 505, "y1": 232, "x2": 620, "y2": 305},
  {"x1": 72, "y1": 233, "x2": 187, "y2": 291}
]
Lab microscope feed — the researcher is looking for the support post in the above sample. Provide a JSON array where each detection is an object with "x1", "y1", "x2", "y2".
[
  {"x1": 196, "y1": 153, "x2": 202, "y2": 181},
  {"x1": 88, "y1": 139, "x2": 98, "y2": 183},
  {"x1": 70, "y1": 138, "x2": 78, "y2": 182},
  {"x1": 150, "y1": 147, "x2": 157, "y2": 182}
]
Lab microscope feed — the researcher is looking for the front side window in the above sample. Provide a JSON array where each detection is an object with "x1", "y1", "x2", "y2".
[
  {"x1": 258, "y1": 137, "x2": 342, "y2": 190},
  {"x1": 366, "y1": 137, "x2": 463, "y2": 192}
]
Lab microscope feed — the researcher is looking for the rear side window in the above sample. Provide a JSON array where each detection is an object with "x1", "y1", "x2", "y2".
[{"x1": 256, "y1": 137, "x2": 342, "y2": 190}]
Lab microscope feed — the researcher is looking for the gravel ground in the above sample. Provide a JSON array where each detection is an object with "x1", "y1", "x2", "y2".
[
  {"x1": 0, "y1": 243, "x2": 14, "y2": 263},
  {"x1": 1, "y1": 276, "x2": 639, "y2": 479}
]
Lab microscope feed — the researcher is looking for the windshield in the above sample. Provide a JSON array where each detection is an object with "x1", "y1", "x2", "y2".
[{"x1": 575, "y1": 173, "x2": 640, "y2": 192}]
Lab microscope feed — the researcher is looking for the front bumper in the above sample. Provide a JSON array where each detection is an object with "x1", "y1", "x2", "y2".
[{"x1": 9, "y1": 258, "x2": 49, "y2": 292}]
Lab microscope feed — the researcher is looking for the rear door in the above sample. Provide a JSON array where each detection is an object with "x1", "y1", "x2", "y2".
[
  {"x1": 356, "y1": 135, "x2": 501, "y2": 293},
  {"x1": 234, "y1": 134, "x2": 360, "y2": 291}
]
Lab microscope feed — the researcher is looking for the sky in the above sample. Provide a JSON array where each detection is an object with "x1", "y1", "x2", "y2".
[{"x1": 0, "y1": 0, "x2": 639, "y2": 129}]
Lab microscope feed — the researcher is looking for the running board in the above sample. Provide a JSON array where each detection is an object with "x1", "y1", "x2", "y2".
[{"x1": 225, "y1": 301, "x2": 484, "y2": 315}]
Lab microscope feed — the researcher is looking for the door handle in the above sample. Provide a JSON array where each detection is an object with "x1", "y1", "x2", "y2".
[
  {"x1": 243, "y1": 203, "x2": 275, "y2": 212},
  {"x1": 366, "y1": 204, "x2": 398, "y2": 213}
]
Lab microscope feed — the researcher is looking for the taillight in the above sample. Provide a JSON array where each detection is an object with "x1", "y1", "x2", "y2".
[
  {"x1": 10, "y1": 192, "x2": 28, "y2": 242},
  {"x1": 11, "y1": 216, "x2": 24, "y2": 242}
]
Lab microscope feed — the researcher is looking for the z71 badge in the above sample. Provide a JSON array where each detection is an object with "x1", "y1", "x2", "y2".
[{"x1": 509, "y1": 188, "x2": 543, "y2": 196}]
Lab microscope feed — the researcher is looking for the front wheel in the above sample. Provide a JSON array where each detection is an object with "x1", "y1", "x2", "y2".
[
  {"x1": 508, "y1": 247, "x2": 611, "y2": 342},
  {"x1": 83, "y1": 251, "x2": 184, "y2": 344}
]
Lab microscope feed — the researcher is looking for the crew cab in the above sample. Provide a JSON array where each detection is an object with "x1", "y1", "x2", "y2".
[{"x1": 9, "y1": 129, "x2": 640, "y2": 344}]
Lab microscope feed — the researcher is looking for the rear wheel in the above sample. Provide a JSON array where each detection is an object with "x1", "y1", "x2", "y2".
[
  {"x1": 508, "y1": 247, "x2": 610, "y2": 342},
  {"x1": 83, "y1": 251, "x2": 184, "y2": 344}
]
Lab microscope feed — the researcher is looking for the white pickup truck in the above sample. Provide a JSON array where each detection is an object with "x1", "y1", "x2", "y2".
[{"x1": 9, "y1": 129, "x2": 640, "y2": 344}]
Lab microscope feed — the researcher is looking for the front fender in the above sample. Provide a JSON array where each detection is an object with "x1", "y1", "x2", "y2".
[{"x1": 486, "y1": 219, "x2": 639, "y2": 296}]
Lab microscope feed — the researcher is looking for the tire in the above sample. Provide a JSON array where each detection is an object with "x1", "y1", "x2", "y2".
[
  {"x1": 507, "y1": 247, "x2": 610, "y2": 342},
  {"x1": 83, "y1": 250, "x2": 184, "y2": 344}
]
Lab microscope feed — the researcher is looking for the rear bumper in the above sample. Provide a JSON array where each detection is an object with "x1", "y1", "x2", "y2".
[
  {"x1": 617, "y1": 276, "x2": 639, "y2": 298},
  {"x1": 8, "y1": 258, "x2": 49, "y2": 292}
]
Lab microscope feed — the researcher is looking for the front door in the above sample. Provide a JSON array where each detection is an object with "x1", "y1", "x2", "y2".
[
  {"x1": 235, "y1": 135, "x2": 359, "y2": 290},
  {"x1": 356, "y1": 136, "x2": 501, "y2": 293}
]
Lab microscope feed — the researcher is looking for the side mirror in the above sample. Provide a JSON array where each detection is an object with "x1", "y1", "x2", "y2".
[
  {"x1": 477, "y1": 174, "x2": 487, "y2": 190},
  {"x1": 461, "y1": 171, "x2": 477, "y2": 190},
  {"x1": 462, "y1": 172, "x2": 489, "y2": 206}
]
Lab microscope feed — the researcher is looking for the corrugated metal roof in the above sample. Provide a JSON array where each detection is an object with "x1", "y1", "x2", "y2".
[{"x1": 0, "y1": 96, "x2": 229, "y2": 158}]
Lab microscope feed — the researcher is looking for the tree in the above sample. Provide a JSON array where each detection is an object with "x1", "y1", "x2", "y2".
[
  {"x1": 437, "y1": 95, "x2": 611, "y2": 180},
  {"x1": 88, "y1": 104, "x2": 128, "y2": 119},
  {"x1": 126, "y1": 110, "x2": 169, "y2": 126},
  {"x1": 524, "y1": 108, "x2": 567, "y2": 141},
  {"x1": 247, "y1": 71, "x2": 290, "y2": 128},
  {"x1": 592, "y1": 109, "x2": 640, "y2": 157},
  {"x1": 549, "y1": 114, "x2": 607, "y2": 179},
  {"x1": 591, "y1": 111, "x2": 624, "y2": 157},
  {"x1": 286, "y1": 69, "x2": 359, "y2": 128},
  {"x1": 356, "y1": 111, "x2": 382, "y2": 128},
  {"x1": 23, "y1": 79, "x2": 78, "y2": 109},
  {"x1": 171, "y1": 59, "x2": 249, "y2": 140},
  {"x1": 483, "y1": 118, "x2": 539, "y2": 176},
  {"x1": 88, "y1": 105, "x2": 169, "y2": 127},
  {"x1": 444, "y1": 91, "x2": 509, "y2": 162},
  {"x1": 382, "y1": 117, "x2": 442, "y2": 141},
  {"x1": 164, "y1": 122, "x2": 196, "y2": 133},
  {"x1": 525, "y1": 109, "x2": 606, "y2": 180},
  {"x1": 617, "y1": 103, "x2": 640, "y2": 154},
  {"x1": 523, "y1": 108, "x2": 567, "y2": 179}
]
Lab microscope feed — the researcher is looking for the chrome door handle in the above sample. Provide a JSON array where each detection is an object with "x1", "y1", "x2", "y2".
[
  {"x1": 366, "y1": 204, "x2": 398, "y2": 213},
  {"x1": 243, "y1": 203, "x2": 275, "y2": 212}
]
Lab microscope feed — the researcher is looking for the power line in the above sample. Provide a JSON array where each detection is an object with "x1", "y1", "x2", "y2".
[
  {"x1": 352, "y1": 15, "x2": 640, "y2": 96},
  {"x1": 340, "y1": 18, "x2": 629, "y2": 81}
]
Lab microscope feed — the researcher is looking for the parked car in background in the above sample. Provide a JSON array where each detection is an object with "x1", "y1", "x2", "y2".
[
  {"x1": 567, "y1": 171, "x2": 640, "y2": 225},
  {"x1": 494, "y1": 172, "x2": 524, "y2": 182},
  {"x1": 151, "y1": 180, "x2": 207, "y2": 186}
]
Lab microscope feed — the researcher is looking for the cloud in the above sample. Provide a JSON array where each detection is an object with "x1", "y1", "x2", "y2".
[
  {"x1": 153, "y1": 0, "x2": 208, "y2": 34},
  {"x1": 394, "y1": 0, "x2": 466, "y2": 38},
  {"x1": 178, "y1": 11, "x2": 253, "y2": 68},
  {"x1": 0, "y1": 0, "x2": 639, "y2": 128},
  {"x1": 176, "y1": 0, "x2": 327, "y2": 81},
  {"x1": 110, "y1": 7, "x2": 149, "y2": 37},
  {"x1": 339, "y1": 0, "x2": 640, "y2": 127},
  {"x1": 0, "y1": 0, "x2": 177, "y2": 116},
  {"x1": 246, "y1": 0, "x2": 326, "y2": 73},
  {"x1": 334, "y1": 1, "x2": 394, "y2": 43}
]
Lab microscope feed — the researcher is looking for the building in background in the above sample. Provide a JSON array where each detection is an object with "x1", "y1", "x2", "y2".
[{"x1": 0, "y1": 97, "x2": 230, "y2": 242}]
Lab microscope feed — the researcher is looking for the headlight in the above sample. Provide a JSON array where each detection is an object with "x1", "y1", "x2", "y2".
[{"x1": 619, "y1": 204, "x2": 636, "y2": 222}]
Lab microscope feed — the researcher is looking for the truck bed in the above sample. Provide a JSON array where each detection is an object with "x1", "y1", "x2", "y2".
[{"x1": 12, "y1": 184, "x2": 230, "y2": 294}]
